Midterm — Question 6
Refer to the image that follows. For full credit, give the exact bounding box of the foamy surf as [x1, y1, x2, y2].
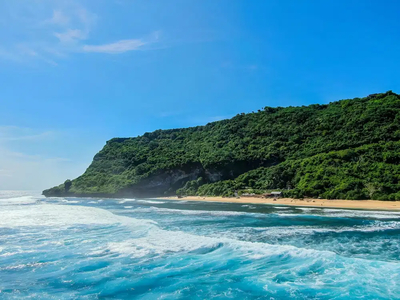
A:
[0, 196, 39, 206]
[1, 192, 400, 299]
[137, 200, 165, 204]
[0, 203, 156, 228]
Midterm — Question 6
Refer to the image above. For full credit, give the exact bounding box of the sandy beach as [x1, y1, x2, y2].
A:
[158, 196, 400, 211]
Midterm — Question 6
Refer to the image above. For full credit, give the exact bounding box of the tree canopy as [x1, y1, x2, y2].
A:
[43, 91, 400, 200]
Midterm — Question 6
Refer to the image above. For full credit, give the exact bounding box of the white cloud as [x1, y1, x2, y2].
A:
[0, 2, 94, 63]
[45, 10, 70, 26]
[76, 7, 96, 29]
[52, 6, 95, 46]
[0, 2, 159, 64]
[54, 28, 87, 43]
[83, 39, 146, 54]
[83, 31, 160, 54]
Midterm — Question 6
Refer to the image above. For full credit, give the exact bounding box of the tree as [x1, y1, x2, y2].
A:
[64, 180, 72, 192]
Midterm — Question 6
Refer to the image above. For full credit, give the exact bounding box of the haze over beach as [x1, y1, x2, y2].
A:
[2, 0, 400, 299]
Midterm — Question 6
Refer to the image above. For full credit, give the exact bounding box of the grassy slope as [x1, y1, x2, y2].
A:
[43, 91, 400, 200]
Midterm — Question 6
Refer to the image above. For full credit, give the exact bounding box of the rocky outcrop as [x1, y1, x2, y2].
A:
[43, 161, 265, 198]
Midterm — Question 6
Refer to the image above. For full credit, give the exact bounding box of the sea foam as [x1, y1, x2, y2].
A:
[2, 194, 400, 299]
[0, 203, 156, 228]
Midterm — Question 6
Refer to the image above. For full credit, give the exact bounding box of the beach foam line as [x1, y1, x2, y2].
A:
[130, 206, 259, 217]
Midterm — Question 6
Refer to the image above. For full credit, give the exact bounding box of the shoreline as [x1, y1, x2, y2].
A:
[157, 196, 400, 211]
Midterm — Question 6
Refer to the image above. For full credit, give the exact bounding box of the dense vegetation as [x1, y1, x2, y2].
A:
[43, 91, 400, 200]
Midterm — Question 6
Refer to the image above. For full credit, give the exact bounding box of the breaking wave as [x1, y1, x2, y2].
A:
[1, 194, 400, 299]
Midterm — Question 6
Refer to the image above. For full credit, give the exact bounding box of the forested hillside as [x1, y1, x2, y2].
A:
[43, 91, 400, 200]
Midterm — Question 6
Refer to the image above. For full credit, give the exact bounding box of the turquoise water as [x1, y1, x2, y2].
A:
[1, 192, 400, 299]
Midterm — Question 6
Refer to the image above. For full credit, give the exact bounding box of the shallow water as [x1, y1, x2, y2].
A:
[1, 192, 400, 299]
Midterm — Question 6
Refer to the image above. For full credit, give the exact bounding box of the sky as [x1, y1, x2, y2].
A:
[1, 0, 400, 190]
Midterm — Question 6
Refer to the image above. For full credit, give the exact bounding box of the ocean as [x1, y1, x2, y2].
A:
[1, 191, 400, 299]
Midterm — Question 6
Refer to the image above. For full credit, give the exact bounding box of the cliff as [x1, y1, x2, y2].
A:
[43, 91, 400, 200]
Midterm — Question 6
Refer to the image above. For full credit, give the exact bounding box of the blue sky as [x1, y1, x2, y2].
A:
[1, 0, 400, 190]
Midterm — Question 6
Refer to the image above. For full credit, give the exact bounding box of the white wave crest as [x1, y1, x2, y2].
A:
[0, 204, 156, 228]
[275, 207, 400, 219]
[320, 209, 400, 219]
[60, 199, 79, 204]
[0, 249, 37, 258]
[297, 207, 322, 212]
[97, 229, 222, 258]
[137, 200, 165, 204]
[119, 199, 136, 204]
[250, 221, 400, 236]
[95, 225, 336, 261]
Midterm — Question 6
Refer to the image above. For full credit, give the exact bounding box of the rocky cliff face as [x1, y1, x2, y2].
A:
[42, 160, 265, 198]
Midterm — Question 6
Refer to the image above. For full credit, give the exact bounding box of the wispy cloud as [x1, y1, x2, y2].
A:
[83, 31, 160, 54]
[0, 1, 159, 64]
[0, 2, 93, 64]
[0, 126, 55, 142]
[45, 10, 70, 26]
[52, 6, 95, 45]
[83, 39, 146, 54]
[54, 29, 87, 43]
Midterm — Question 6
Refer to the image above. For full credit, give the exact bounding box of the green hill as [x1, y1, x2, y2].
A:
[43, 91, 400, 200]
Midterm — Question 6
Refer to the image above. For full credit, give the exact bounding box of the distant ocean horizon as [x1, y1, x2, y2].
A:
[1, 190, 400, 299]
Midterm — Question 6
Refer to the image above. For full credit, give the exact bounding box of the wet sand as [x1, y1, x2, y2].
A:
[158, 196, 400, 211]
